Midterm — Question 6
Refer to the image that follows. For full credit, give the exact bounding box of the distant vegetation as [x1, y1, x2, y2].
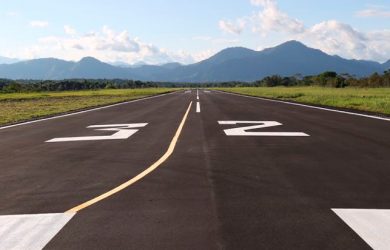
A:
[1, 70, 389, 93]
[210, 71, 390, 88]
[0, 79, 183, 93]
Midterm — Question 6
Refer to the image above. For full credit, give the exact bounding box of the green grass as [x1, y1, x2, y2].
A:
[0, 88, 177, 125]
[216, 87, 390, 116]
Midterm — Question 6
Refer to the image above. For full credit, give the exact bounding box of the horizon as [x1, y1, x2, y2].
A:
[1, 0, 390, 64]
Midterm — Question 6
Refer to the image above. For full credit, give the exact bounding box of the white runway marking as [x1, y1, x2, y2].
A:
[333, 209, 390, 250]
[184, 90, 192, 94]
[218, 121, 309, 136]
[196, 102, 201, 113]
[46, 123, 147, 142]
[217, 91, 390, 122]
[197, 89, 199, 100]
[0, 92, 175, 131]
[204, 90, 211, 93]
[0, 213, 75, 250]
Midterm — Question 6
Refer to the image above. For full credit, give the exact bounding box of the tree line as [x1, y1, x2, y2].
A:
[1, 70, 390, 93]
[203, 70, 390, 88]
[0, 79, 186, 93]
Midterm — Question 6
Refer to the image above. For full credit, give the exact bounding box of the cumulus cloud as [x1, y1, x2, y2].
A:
[219, 0, 390, 62]
[17, 26, 202, 65]
[220, 0, 304, 35]
[295, 21, 390, 62]
[356, 7, 390, 18]
[298, 21, 368, 58]
[219, 19, 246, 35]
[29, 20, 49, 28]
[250, 0, 304, 35]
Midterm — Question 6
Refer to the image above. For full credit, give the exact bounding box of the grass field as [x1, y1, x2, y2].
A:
[217, 87, 390, 116]
[0, 88, 177, 126]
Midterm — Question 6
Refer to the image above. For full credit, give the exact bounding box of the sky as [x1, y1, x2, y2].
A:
[1, 0, 390, 64]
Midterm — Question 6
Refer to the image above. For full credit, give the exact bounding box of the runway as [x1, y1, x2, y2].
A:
[0, 89, 389, 249]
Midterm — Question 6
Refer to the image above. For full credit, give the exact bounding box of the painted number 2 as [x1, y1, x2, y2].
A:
[218, 121, 309, 137]
[46, 123, 148, 142]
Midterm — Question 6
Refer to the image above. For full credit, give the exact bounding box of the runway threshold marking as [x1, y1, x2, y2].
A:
[333, 209, 390, 249]
[66, 101, 193, 213]
[0, 213, 75, 250]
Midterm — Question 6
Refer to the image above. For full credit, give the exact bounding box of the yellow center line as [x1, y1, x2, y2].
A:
[66, 101, 193, 213]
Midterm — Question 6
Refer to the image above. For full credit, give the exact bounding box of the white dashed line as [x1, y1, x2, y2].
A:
[196, 102, 201, 113]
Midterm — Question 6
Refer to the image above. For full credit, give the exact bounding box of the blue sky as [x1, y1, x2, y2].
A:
[1, 0, 390, 64]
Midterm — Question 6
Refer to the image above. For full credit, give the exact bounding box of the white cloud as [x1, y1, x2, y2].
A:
[250, 0, 305, 35]
[298, 21, 368, 58]
[294, 21, 390, 62]
[219, 19, 246, 35]
[15, 26, 205, 65]
[30, 20, 49, 28]
[356, 7, 390, 18]
[220, 0, 304, 35]
[219, 0, 390, 62]
[64, 25, 76, 35]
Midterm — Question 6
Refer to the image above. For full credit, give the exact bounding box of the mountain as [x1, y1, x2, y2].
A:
[383, 60, 390, 70]
[67, 57, 133, 79]
[202, 47, 257, 65]
[0, 57, 137, 80]
[109, 61, 132, 68]
[0, 41, 388, 81]
[0, 56, 19, 64]
[160, 62, 182, 70]
[0, 58, 73, 79]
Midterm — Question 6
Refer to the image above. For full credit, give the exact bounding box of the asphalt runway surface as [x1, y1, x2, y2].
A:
[0, 90, 389, 249]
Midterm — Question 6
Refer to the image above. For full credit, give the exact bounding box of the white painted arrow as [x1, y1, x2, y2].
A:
[333, 209, 390, 250]
[46, 123, 147, 142]
[0, 213, 75, 250]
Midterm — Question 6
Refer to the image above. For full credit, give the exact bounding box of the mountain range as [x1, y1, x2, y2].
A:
[0, 56, 19, 65]
[0, 41, 389, 82]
